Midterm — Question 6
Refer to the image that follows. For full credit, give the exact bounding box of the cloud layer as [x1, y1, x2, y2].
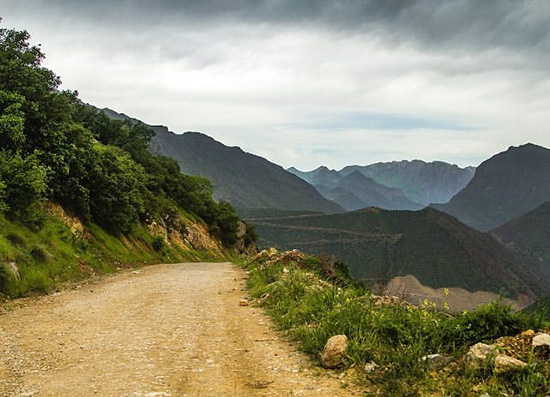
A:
[2, 0, 549, 169]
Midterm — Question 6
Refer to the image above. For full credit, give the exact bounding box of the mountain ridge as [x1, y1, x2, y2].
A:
[434, 143, 550, 231]
[100, 108, 344, 214]
[339, 159, 475, 205]
[249, 206, 546, 300]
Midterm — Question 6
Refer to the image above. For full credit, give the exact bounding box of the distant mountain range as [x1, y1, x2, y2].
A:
[249, 207, 545, 300]
[288, 160, 474, 211]
[341, 160, 475, 206]
[434, 143, 550, 231]
[287, 166, 422, 211]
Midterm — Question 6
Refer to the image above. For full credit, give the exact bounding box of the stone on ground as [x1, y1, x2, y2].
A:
[320, 335, 348, 369]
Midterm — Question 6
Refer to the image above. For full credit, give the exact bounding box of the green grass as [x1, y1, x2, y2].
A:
[244, 253, 550, 396]
[0, 210, 230, 298]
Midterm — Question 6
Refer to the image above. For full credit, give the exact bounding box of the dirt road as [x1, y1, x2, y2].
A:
[0, 263, 358, 396]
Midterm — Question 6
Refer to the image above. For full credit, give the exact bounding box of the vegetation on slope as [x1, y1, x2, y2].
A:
[244, 250, 550, 395]
[0, 25, 255, 296]
[250, 207, 545, 298]
[492, 201, 550, 278]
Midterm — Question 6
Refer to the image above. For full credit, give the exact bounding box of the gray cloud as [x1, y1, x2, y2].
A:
[19, 0, 549, 52]
[1, 0, 549, 169]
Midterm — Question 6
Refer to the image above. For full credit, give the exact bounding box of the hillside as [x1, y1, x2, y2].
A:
[288, 167, 422, 211]
[491, 201, 550, 279]
[148, 128, 343, 214]
[434, 143, 550, 231]
[340, 160, 475, 205]
[0, 26, 252, 297]
[248, 207, 545, 299]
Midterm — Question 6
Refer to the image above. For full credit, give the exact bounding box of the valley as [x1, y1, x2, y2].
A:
[1, 14, 550, 396]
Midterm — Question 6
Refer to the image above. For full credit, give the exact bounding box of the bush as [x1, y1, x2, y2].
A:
[30, 245, 50, 262]
[152, 235, 166, 252]
[6, 232, 26, 247]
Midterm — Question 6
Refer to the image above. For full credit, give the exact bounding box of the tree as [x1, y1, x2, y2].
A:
[86, 144, 147, 233]
[0, 90, 25, 151]
[0, 150, 48, 222]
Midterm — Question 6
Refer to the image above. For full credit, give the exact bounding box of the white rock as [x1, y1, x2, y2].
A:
[532, 333, 550, 348]
[364, 361, 379, 372]
[420, 354, 451, 369]
[465, 343, 496, 367]
[533, 333, 550, 357]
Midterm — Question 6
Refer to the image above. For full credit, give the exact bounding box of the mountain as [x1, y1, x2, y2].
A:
[288, 167, 422, 211]
[323, 171, 422, 211]
[434, 144, 550, 231]
[248, 207, 545, 299]
[148, 128, 344, 214]
[340, 160, 475, 206]
[491, 201, 550, 280]
[287, 166, 343, 187]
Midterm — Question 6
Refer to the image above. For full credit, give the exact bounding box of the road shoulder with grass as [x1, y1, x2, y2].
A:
[0, 262, 358, 396]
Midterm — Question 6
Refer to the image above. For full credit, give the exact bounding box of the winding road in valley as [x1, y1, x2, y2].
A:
[0, 262, 358, 396]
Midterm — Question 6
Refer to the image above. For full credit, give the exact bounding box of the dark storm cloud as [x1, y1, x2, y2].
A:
[32, 0, 549, 54]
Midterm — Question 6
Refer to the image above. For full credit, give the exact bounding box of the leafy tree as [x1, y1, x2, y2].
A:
[0, 150, 48, 222]
[208, 201, 239, 246]
[85, 144, 147, 233]
[0, 90, 25, 151]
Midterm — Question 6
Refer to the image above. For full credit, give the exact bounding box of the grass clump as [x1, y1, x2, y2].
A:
[0, 208, 232, 298]
[245, 250, 550, 396]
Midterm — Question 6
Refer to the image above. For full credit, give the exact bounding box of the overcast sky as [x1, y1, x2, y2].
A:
[2, 0, 549, 170]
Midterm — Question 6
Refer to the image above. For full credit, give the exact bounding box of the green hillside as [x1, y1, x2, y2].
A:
[434, 143, 550, 231]
[491, 201, 550, 279]
[0, 26, 253, 297]
[250, 207, 545, 298]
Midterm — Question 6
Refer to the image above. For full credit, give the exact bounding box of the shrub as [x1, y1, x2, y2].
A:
[30, 245, 50, 262]
[6, 232, 26, 247]
[152, 235, 166, 252]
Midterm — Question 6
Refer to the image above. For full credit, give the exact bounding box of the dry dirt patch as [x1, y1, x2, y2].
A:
[0, 262, 358, 396]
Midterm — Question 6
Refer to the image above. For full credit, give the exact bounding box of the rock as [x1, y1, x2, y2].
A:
[265, 250, 307, 266]
[420, 354, 451, 369]
[320, 335, 348, 368]
[239, 299, 249, 307]
[494, 354, 527, 373]
[253, 247, 278, 262]
[364, 361, 379, 372]
[465, 343, 497, 367]
[533, 333, 550, 358]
